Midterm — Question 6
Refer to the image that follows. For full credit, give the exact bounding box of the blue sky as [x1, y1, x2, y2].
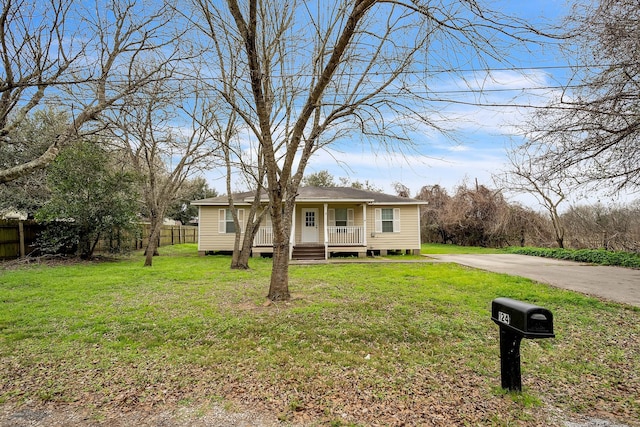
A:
[303, 1, 573, 203]
[203, 1, 635, 209]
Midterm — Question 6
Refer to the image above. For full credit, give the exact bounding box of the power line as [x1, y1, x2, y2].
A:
[31, 60, 640, 112]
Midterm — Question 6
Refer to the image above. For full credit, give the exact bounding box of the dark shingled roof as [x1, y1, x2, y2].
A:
[191, 186, 425, 205]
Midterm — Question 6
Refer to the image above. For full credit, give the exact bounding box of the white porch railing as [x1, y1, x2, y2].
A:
[253, 225, 365, 247]
[254, 226, 273, 246]
[328, 226, 364, 246]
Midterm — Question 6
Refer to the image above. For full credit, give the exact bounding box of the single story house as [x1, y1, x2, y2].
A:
[191, 186, 426, 260]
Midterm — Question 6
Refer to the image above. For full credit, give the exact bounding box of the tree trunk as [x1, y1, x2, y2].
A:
[144, 218, 163, 267]
[232, 223, 253, 270]
[236, 211, 265, 269]
[268, 194, 292, 301]
[230, 227, 244, 269]
[269, 240, 291, 301]
[78, 224, 93, 260]
[236, 244, 252, 269]
[550, 209, 565, 249]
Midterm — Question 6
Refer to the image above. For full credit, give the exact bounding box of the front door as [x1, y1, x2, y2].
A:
[301, 208, 319, 243]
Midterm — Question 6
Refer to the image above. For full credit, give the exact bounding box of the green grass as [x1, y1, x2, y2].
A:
[1, 244, 639, 426]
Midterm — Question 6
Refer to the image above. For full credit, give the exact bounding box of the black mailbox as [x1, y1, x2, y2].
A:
[491, 298, 555, 392]
[491, 297, 554, 339]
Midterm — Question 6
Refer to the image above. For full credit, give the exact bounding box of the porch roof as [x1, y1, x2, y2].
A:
[191, 186, 426, 206]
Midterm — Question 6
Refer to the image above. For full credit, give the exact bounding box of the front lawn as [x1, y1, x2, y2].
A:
[1, 244, 638, 425]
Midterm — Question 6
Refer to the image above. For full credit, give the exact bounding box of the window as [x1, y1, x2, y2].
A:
[335, 208, 347, 227]
[305, 210, 316, 227]
[219, 208, 244, 233]
[328, 208, 354, 227]
[375, 208, 400, 233]
[381, 208, 394, 232]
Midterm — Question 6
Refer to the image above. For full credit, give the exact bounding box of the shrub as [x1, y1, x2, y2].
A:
[507, 247, 640, 268]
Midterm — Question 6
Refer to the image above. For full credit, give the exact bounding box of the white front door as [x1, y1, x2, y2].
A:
[301, 208, 319, 243]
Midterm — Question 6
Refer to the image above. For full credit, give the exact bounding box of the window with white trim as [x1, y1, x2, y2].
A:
[219, 208, 244, 233]
[329, 208, 354, 227]
[375, 208, 400, 233]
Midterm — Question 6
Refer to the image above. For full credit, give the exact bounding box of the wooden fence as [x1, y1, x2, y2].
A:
[0, 220, 42, 259]
[0, 220, 198, 259]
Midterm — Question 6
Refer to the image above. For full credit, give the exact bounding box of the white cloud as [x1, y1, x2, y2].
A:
[200, 70, 571, 208]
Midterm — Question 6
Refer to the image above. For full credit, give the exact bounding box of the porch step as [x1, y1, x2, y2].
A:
[291, 245, 325, 260]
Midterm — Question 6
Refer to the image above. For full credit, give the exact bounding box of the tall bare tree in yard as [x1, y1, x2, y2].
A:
[0, 0, 180, 184]
[192, 0, 548, 301]
[198, 9, 268, 270]
[109, 70, 221, 267]
[219, 111, 268, 270]
[495, 146, 568, 248]
[522, 0, 640, 193]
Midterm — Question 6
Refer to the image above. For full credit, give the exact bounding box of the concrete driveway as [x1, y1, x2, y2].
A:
[428, 254, 640, 308]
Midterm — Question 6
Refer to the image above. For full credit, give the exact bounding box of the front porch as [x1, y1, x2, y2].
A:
[252, 225, 368, 260]
[252, 203, 369, 260]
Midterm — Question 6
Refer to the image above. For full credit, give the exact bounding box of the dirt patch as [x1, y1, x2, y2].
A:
[0, 254, 120, 271]
[0, 402, 284, 427]
[0, 401, 632, 427]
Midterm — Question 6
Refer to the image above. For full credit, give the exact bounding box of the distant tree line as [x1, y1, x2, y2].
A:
[303, 170, 640, 252]
[562, 203, 640, 253]
[414, 182, 640, 252]
[413, 182, 551, 248]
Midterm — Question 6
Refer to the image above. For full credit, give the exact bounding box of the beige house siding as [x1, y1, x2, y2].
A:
[197, 206, 245, 251]
[194, 187, 424, 257]
[366, 205, 420, 252]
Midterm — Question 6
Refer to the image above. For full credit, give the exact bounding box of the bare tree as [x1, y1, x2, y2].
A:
[195, 4, 268, 270]
[393, 182, 411, 198]
[562, 202, 640, 252]
[192, 0, 549, 300]
[417, 182, 551, 247]
[440, 181, 504, 247]
[109, 68, 221, 267]
[495, 146, 568, 248]
[0, 0, 179, 183]
[522, 0, 640, 192]
[490, 202, 551, 248]
[221, 118, 268, 271]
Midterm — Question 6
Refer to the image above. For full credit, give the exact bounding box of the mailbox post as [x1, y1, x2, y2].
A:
[491, 298, 555, 391]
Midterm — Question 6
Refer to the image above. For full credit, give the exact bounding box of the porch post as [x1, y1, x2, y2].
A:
[289, 205, 296, 260]
[363, 203, 368, 248]
[323, 203, 328, 260]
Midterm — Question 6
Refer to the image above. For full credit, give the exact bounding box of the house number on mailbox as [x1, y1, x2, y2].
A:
[498, 311, 510, 325]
